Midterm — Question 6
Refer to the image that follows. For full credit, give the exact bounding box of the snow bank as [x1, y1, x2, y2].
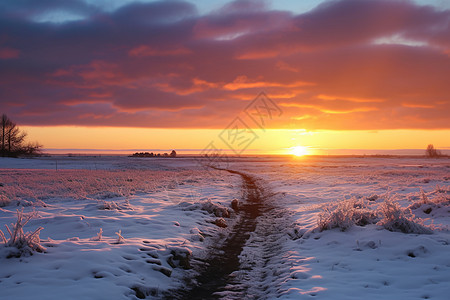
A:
[1, 156, 449, 299]
[0, 157, 240, 299]
[228, 156, 450, 299]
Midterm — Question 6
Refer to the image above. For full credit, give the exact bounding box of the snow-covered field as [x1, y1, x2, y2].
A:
[0, 156, 449, 299]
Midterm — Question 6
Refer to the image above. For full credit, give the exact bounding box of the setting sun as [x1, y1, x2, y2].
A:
[290, 145, 309, 156]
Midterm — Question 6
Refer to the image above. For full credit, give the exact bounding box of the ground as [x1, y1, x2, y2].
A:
[0, 156, 449, 299]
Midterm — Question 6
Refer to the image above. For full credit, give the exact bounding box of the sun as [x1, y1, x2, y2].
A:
[290, 145, 309, 156]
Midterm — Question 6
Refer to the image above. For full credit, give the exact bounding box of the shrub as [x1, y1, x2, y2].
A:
[317, 197, 378, 231]
[90, 228, 103, 241]
[97, 200, 120, 210]
[317, 196, 433, 234]
[0, 194, 10, 207]
[428, 186, 450, 206]
[97, 199, 133, 211]
[425, 144, 441, 158]
[182, 199, 231, 218]
[0, 208, 46, 257]
[433, 184, 449, 194]
[378, 200, 432, 234]
[408, 188, 450, 217]
[115, 230, 125, 244]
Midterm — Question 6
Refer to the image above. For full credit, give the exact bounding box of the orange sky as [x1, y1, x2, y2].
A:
[23, 126, 450, 155]
[1, 0, 450, 154]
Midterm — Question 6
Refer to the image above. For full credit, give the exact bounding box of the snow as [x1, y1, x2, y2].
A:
[227, 156, 450, 299]
[1, 155, 449, 299]
[0, 156, 241, 299]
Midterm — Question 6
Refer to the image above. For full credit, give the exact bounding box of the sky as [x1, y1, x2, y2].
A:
[0, 0, 449, 155]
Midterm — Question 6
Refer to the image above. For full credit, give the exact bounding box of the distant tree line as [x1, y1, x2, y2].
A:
[130, 150, 177, 158]
[0, 114, 42, 157]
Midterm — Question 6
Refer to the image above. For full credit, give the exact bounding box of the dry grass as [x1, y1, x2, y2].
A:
[317, 197, 379, 231]
[0, 169, 205, 206]
[0, 208, 46, 257]
[378, 200, 432, 234]
[317, 193, 437, 234]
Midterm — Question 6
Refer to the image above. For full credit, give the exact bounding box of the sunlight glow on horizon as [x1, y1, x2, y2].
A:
[289, 145, 310, 157]
[21, 126, 450, 155]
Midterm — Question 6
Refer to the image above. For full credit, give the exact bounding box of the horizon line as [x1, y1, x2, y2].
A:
[39, 148, 450, 156]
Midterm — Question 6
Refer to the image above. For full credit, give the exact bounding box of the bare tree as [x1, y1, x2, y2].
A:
[425, 144, 441, 158]
[0, 114, 41, 157]
[1, 114, 10, 153]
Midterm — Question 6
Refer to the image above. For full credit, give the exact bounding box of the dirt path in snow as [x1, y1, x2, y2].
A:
[167, 169, 279, 299]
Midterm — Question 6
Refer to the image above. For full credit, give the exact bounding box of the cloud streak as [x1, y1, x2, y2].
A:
[0, 0, 449, 130]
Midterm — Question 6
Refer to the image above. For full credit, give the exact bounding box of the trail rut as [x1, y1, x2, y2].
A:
[167, 169, 272, 299]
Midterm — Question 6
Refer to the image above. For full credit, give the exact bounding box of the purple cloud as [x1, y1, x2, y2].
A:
[0, 0, 449, 130]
